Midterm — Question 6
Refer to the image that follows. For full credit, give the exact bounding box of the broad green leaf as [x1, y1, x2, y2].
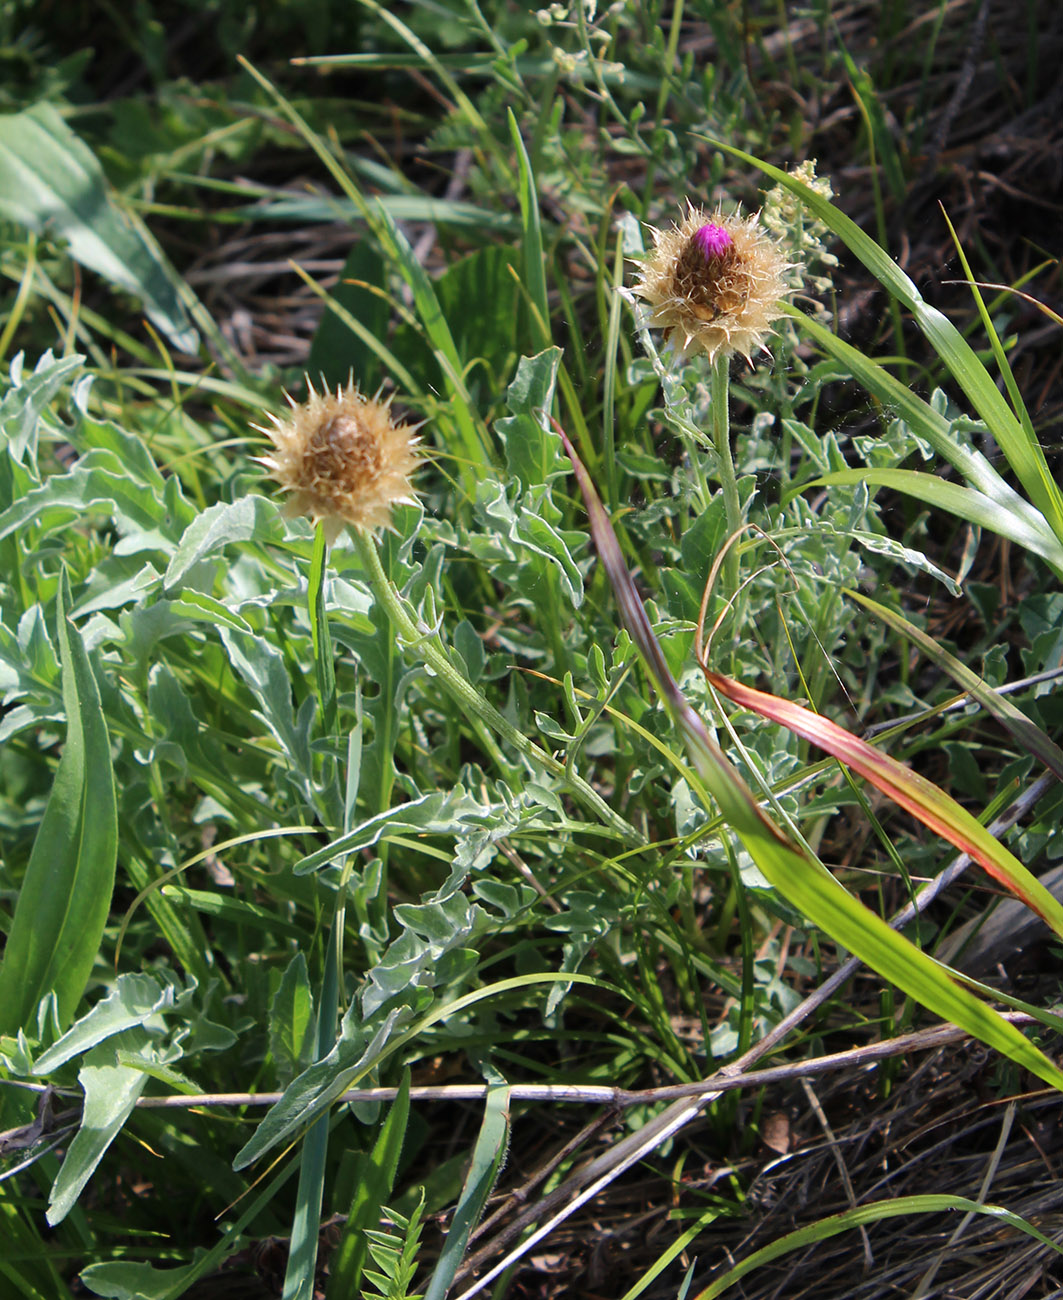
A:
[0, 463, 178, 544]
[168, 591, 253, 635]
[495, 348, 563, 489]
[823, 523, 961, 595]
[0, 104, 197, 351]
[269, 954, 316, 1087]
[307, 239, 390, 390]
[233, 1007, 406, 1171]
[163, 495, 286, 591]
[73, 561, 162, 617]
[79, 1257, 207, 1300]
[0, 572, 117, 1034]
[218, 626, 312, 787]
[233, 975, 600, 1171]
[0, 350, 85, 477]
[47, 1046, 148, 1225]
[294, 784, 548, 876]
[473, 478, 585, 608]
[435, 244, 522, 382]
[424, 1081, 511, 1300]
[560, 426, 1063, 1093]
[34, 973, 176, 1073]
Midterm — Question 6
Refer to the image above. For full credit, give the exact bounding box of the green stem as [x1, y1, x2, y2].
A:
[351, 528, 644, 848]
[711, 352, 741, 599]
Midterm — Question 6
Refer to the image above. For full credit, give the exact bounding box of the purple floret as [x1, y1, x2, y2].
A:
[693, 222, 732, 260]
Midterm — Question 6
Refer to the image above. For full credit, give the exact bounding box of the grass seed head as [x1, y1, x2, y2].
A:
[255, 380, 421, 541]
[633, 203, 796, 364]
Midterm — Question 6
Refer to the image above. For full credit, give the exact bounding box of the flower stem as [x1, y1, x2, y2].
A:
[711, 352, 741, 599]
[351, 528, 645, 848]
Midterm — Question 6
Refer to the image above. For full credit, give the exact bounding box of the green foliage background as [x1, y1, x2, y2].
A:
[1, 2, 1061, 1296]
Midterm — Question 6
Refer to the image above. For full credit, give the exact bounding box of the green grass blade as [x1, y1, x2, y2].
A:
[692, 1194, 1063, 1299]
[236, 58, 488, 467]
[508, 108, 550, 352]
[281, 923, 342, 1300]
[619, 1206, 721, 1300]
[939, 206, 1041, 445]
[326, 1073, 411, 1299]
[352, 0, 501, 167]
[559, 426, 1063, 1093]
[373, 204, 491, 472]
[0, 571, 117, 1034]
[423, 1083, 511, 1300]
[846, 587, 1063, 782]
[704, 670, 1063, 938]
[780, 305, 1029, 510]
[292, 262, 420, 396]
[308, 523, 337, 738]
[798, 466, 1063, 574]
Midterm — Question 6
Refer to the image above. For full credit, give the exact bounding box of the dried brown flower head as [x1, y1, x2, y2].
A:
[255, 380, 421, 541]
[632, 203, 795, 364]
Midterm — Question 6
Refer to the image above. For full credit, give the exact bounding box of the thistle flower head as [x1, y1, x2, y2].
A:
[632, 203, 796, 365]
[255, 379, 421, 541]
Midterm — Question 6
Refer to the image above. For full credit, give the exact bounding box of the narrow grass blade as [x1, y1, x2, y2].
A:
[326, 1073, 411, 1299]
[308, 523, 337, 738]
[373, 204, 491, 469]
[281, 921, 343, 1300]
[235, 58, 490, 476]
[795, 463, 1063, 575]
[559, 425, 1063, 1092]
[291, 261, 420, 396]
[508, 108, 550, 351]
[780, 305, 1045, 528]
[229, 189, 518, 232]
[939, 208, 1041, 445]
[703, 669, 1063, 939]
[0, 571, 117, 1034]
[424, 1083, 511, 1300]
[619, 1207, 721, 1300]
[846, 587, 1063, 783]
[692, 1194, 1063, 1299]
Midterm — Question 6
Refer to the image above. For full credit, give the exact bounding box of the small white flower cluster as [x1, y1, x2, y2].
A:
[760, 161, 838, 297]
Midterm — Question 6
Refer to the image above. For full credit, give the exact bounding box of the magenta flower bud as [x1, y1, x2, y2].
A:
[692, 222, 733, 260]
[632, 203, 795, 364]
